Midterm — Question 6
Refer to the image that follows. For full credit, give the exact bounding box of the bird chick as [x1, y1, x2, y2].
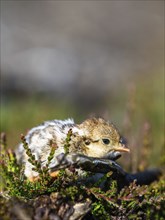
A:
[16, 118, 130, 180]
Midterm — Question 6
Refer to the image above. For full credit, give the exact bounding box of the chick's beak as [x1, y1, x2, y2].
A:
[112, 144, 130, 153]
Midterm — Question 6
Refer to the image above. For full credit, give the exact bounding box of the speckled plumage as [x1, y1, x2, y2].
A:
[16, 118, 129, 179]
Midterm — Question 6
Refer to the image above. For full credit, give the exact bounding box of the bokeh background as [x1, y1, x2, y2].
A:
[1, 1, 164, 170]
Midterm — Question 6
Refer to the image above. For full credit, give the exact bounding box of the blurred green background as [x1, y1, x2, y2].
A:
[1, 70, 164, 169]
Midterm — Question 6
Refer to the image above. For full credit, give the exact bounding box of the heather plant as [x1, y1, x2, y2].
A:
[0, 131, 165, 220]
[0, 132, 72, 199]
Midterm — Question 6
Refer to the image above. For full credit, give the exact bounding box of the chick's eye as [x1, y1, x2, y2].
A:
[102, 139, 110, 145]
[85, 140, 90, 145]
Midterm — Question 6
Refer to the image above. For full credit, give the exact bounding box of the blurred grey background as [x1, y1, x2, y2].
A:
[1, 1, 164, 103]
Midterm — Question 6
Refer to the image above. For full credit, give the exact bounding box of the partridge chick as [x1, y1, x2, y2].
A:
[16, 118, 130, 180]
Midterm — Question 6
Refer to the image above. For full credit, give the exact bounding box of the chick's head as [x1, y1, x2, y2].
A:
[78, 118, 130, 160]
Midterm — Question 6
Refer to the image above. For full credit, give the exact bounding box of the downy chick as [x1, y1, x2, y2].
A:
[16, 118, 130, 180]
